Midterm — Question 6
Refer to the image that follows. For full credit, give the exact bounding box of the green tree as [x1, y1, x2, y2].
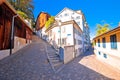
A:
[8, 0, 35, 28]
[96, 24, 110, 36]
[17, 10, 28, 19]
[45, 16, 55, 29]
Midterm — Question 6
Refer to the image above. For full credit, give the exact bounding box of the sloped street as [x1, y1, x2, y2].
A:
[0, 38, 120, 80]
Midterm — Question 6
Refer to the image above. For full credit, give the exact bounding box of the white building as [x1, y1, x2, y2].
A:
[55, 7, 90, 51]
[45, 8, 90, 57]
[93, 26, 120, 71]
[46, 20, 83, 57]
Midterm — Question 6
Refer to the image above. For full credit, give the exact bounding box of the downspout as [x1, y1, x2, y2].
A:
[10, 14, 18, 55]
[73, 25, 76, 58]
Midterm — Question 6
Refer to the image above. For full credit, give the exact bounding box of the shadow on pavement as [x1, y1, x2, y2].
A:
[81, 45, 94, 57]
[55, 54, 114, 80]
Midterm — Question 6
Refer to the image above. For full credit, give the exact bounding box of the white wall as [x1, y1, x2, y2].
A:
[94, 42, 120, 71]
[55, 8, 83, 31]
[74, 32, 83, 57]
[55, 8, 90, 52]
[65, 24, 74, 45]
[47, 24, 74, 48]
[95, 43, 120, 58]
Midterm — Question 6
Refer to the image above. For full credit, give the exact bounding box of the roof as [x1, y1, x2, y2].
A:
[55, 7, 83, 18]
[45, 20, 83, 33]
[93, 26, 120, 40]
[2, 0, 33, 32]
[55, 7, 88, 28]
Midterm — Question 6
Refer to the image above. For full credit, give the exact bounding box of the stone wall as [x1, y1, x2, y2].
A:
[0, 36, 30, 60]
[64, 45, 75, 64]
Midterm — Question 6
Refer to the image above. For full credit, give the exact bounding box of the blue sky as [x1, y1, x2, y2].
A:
[33, 0, 120, 40]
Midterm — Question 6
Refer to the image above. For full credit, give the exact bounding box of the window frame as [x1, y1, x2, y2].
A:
[110, 34, 117, 49]
[102, 37, 106, 48]
[98, 39, 100, 47]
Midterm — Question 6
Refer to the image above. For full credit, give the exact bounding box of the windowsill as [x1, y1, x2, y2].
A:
[111, 48, 117, 50]
[103, 47, 106, 48]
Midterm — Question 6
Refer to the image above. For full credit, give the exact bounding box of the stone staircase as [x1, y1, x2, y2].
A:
[46, 45, 64, 72]
[32, 35, 64, 73]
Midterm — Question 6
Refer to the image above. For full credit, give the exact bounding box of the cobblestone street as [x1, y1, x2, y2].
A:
[0, 39, 120, 80]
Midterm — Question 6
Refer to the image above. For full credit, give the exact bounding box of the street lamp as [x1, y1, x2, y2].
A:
[58, 20, 62, 47]
[57, 20, 64, 61]
[10, 14, 18, 55]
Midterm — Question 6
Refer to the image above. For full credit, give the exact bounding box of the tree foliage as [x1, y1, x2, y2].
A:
[96, 24, 110, 36]
[45, 16, 55, 29]
[17, 10, 28, 19]
[8, 0, 35, 28]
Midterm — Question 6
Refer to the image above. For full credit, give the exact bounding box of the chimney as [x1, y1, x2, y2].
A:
[76, 10, 82, 14]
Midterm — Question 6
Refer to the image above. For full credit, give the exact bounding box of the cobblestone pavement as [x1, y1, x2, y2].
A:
[0, 39, 120, 80]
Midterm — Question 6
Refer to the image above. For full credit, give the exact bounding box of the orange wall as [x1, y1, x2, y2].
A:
[93, 27, 120, 43]
[36, 12, 50, 30]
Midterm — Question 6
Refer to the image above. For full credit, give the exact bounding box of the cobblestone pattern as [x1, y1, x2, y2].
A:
[0, 39, 119, 80]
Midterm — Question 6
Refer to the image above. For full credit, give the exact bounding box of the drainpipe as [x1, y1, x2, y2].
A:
[73, 27, 75, 58]
[10, 14, 18, 55]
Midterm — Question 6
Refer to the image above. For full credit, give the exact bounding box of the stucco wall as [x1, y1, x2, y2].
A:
[48, 24, 74, 48]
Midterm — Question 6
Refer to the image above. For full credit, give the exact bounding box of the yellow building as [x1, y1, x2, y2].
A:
[93, 26, 120, 71]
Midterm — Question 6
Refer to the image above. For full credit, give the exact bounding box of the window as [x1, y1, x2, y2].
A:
[95, 40, 96, 46]
[58, 30, 60, 33]
[74, 39, 76, 45]
[98, 51, 101, 55]
[76, 16, 80, 19]
[67, 34, 71, 36]
[98, 39, 100, 47]
[103, 54, 107, 58]
[0, 7, 2, 15]
[64, 13, 68, 16]
[62, 38, 66, 45]
[60, 15, 62, 17]
[102, 37, 106, 48]
[110, 34, 117, 49]
[78, 40, 82, 44]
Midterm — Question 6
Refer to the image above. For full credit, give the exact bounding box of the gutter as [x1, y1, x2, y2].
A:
[10, 14, 18, 55]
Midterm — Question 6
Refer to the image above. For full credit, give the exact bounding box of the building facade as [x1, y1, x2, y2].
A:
[35, 12, 50, 38]
[93, 26, 120, 71]
[55, 7, 90, 52]
[46, 20, 83, 57]
[0, 1, 33, 60]
[45, 8, 90, 57]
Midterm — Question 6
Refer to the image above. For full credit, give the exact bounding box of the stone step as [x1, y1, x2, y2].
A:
[48, 54, 59, 57]
[53, 62, 63, 67]
[51, 59, 60, 63]
[49, 52, 59, 55]
[49, 57, 60, 61]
